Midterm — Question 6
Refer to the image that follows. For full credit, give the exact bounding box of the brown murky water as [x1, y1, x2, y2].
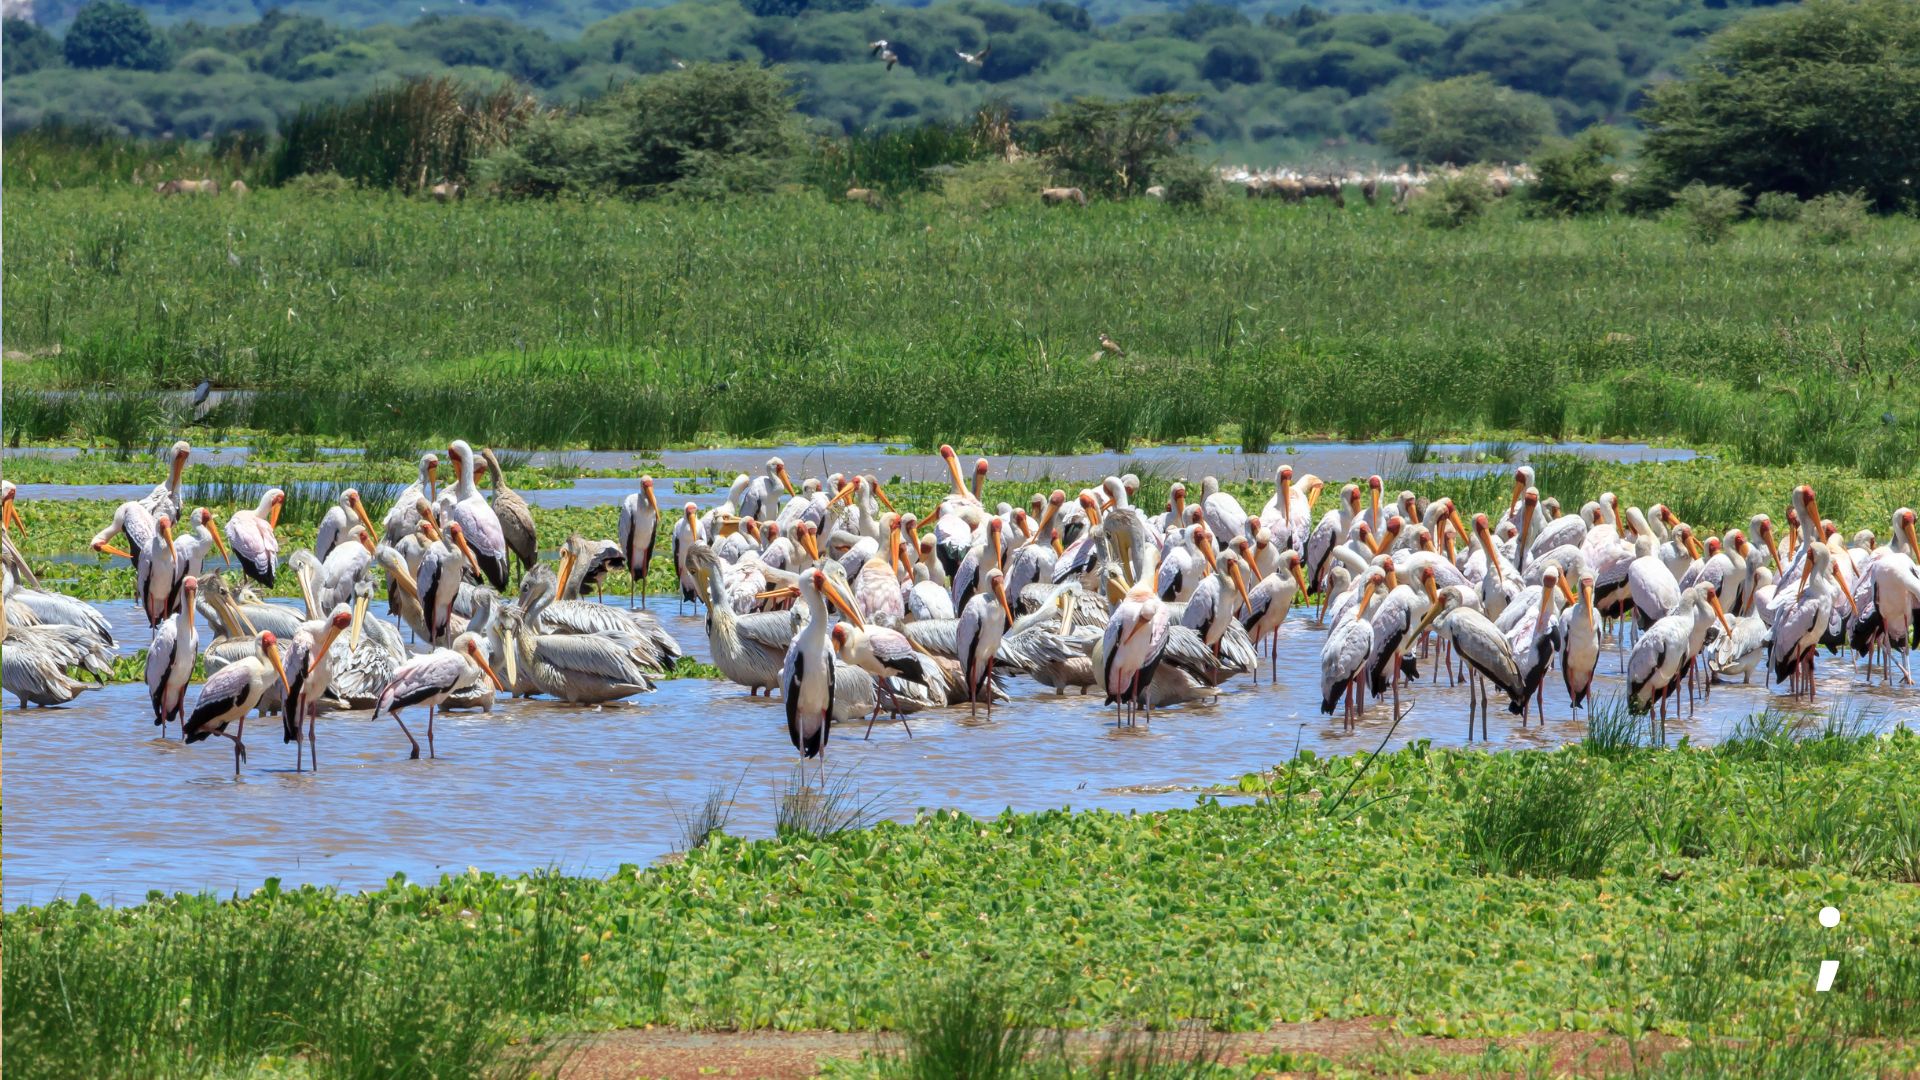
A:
[7, 601, 1913, 908]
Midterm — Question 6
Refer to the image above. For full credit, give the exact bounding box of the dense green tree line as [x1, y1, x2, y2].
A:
[4, 0, 1801, 161]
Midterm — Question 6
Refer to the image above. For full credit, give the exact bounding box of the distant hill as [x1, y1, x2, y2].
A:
[5, 0, 1787, 163]
[26, 0, 1525, 37]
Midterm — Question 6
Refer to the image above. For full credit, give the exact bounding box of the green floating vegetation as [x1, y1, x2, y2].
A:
[7, 728, 1918, 1078]
[2, 193, 1912, 467]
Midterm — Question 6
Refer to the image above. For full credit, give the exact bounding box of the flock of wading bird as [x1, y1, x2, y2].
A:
[3, 442, 1919, 776]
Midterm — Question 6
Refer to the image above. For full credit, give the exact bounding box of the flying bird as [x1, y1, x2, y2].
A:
[956, 44, 990, 66]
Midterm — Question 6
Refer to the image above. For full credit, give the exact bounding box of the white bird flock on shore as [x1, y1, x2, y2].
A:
[3, 445, 1916, 775]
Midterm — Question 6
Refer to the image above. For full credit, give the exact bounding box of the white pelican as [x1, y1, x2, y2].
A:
[697, 546, 798, 695]
[781, 568, 851, 762]
[509, 586, 660, 704]
[226, 487, 284, 588]
[1240, 549, 1308, 683]
[184, 631, 289, 775]
[444, 441, 509, 590]
[373, 631, 503, 759]
[382, 453, 439, 545]
[956, 568, 1014, 718]
[282, 606, 354, 770]
[139, 440, 192, 523]
[1, 594, 110, 707]
[619, 476, 661, 607]
[1101, 567, 1169, 726]
[146, 576, 201, 737]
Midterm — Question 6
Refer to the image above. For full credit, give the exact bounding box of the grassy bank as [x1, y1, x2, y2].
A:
[3, 190, 1914, 467]
[7, 726, 1917, 1077]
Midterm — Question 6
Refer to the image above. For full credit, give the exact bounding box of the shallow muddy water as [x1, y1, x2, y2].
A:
[7, 600, 1911, 909]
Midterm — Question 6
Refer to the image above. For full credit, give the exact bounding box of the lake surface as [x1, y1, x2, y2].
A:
[7, 599, 1911, 909]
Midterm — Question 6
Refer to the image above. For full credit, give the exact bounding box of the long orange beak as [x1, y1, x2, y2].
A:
[1706, 591, 1732, 635]
[1583, 584, 1596, 629]
[1557, 574, 1578, 605]
[1353, 581, 1377, 620]
[1291, 561, 1309, 597]
[312, 614, 352, 668]
[644, 479, 659, 513]
[357, 528, 377, 554]
[1228, 560, 1250, 610]
[1516, 499, 1535, 556]
[993, 576, 1014, 624]
[799, 526, 821, 562]
[1197, 530, 1217, 571]
[870, 480, 895, 512]
[160, 518, 177, 561]
[94, 540, 135, 560]
[351, 495, 377, 538]
[826, 482, 857, 508]
[776, 464, 796, 497]
[824, 580, 866, 628]
[889, 529, 901, 575]
[268, 495, 283, 529]
[554, 548, 576, 600]
[1448, 505, 1468, 547]
[452, 528, 481, 576]
[1478, 524, 1502, 575]
[1685, 531, 1702, 561]
[942, 446, 968, 497]
[264, 639, 291, 694]
[989, 525, 1004, 570]
[755, 584, 801, 603]
[426, 461, 438, 502]
[3, 496, 25, 536]
[1304, 480, 1325, 514]
[1833, 565, 1860, 617]
[468, 642, 505, 691]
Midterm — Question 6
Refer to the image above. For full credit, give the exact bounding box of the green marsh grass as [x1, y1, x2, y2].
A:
[1461, 756, 1628, 879]
[8, 730, 1920, 1076]
[3, 191, 1913, 460]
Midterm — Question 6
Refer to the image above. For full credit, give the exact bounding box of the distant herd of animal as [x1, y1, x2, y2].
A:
[846, 163, 1533, 211]
[151, 178, 465, 200]
[154, 163, 1525, 212]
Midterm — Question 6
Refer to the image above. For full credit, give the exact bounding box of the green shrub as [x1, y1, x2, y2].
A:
[282, 170, 354, 196]
[1671, 182, 1743, 243]
[1154, 153, 1225, 210]
[483, 63, 800, 201]
[1416, 170, 1491, 229]
[934, 156, 1055, 213]
[1800, 190, 1870, 244]
[1524, 126, 1621, 216]
[1750, 191, 1802, 221]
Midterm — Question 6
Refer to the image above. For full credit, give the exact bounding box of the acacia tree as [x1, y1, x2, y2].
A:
[1640, 0, 1920, 210]
[1382, 74, 1553, 164]
[1030, 94, 1200, 198]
